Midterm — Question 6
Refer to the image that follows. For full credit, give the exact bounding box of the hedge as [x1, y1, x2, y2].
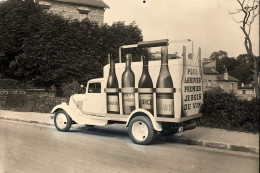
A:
[200, 88, 259, 133]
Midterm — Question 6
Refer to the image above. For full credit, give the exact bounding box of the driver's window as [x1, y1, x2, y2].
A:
[88, 83, 101, 93]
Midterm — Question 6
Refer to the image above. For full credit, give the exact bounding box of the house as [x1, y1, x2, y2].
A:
[237, 83, 255, 100]
[202, 60, 239, 93]
[38, 0, 109, 25]
[217, 68, 239, 93]
[202, 60, 219, 91]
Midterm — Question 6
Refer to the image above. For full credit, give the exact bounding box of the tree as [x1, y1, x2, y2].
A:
[0, 0, 42, 78]
[229, 0, 259, 98]
[209, 50, 228, 60]
[0, 0, 146, 88]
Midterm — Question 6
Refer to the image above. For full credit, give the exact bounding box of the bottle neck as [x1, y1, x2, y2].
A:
[161, 46, 168, 66]
[126, 54, 132, 69]
[142, 56, 149, 72]
[109, 56, 115, 71]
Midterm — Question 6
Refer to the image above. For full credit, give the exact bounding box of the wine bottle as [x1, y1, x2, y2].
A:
[156, 46, 174, 117]
[138, 56, 153, 114]
[106, 54, 120, 114]
[122, 54, 135, 115]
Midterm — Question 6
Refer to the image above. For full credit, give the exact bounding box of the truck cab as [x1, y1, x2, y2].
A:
[51, 39, 203, 145]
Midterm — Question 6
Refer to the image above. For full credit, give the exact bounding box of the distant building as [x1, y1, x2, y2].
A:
[217, 68, 239, 93]
[202, 60, 239, 93]
[202, 61, 219, 91]
[237, 83, 255, 100]
[38, 0, 109, 25]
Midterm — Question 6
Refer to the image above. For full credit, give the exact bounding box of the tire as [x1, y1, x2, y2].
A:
[54, 110, 72, 132]
[128, 116, 156, 145]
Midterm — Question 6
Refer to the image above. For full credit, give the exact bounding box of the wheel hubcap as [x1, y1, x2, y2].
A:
[132, 121, 148, 141]
[56, 113, 67, 129]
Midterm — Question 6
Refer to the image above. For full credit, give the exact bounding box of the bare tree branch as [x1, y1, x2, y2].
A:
[231, 0, 259, 98]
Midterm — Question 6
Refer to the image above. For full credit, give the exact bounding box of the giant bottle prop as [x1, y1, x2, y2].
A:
[122, 54, 135, 115]
[138, 56, 153, 114]
[106, 54, 120, 114]
[156, 46, 174, 117]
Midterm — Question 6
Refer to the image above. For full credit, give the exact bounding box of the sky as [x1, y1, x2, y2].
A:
[103, 0, 259, 59]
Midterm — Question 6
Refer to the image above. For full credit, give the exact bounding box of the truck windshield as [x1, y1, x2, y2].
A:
[88, 83, 101, 93]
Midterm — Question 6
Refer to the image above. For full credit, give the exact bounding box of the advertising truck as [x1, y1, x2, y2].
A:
[51, 39, 203, 145]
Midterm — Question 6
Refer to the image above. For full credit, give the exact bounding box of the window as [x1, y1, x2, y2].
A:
[79, 13, 88, 21]
[77, 8, 90, 21]
[231, 83, 234, 91]
[242, 90, 246, 94]
[88, 83, 101, 93]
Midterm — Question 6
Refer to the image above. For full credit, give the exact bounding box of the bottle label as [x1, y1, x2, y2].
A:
[157, 99, 174, 115]
[123, 93, 135, 106]
[139, 94, 153, 110]
[107, 95, 119, 112]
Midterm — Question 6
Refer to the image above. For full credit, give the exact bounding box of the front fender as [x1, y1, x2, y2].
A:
[125, 109, 162, 131]
[51, 102, 70, 114]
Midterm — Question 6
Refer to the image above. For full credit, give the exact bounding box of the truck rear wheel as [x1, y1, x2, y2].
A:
[54, 110, 72, 132]
[128, 116, 155, 145]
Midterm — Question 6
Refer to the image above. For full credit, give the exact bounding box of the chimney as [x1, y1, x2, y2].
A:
[224, 68, 228, 80]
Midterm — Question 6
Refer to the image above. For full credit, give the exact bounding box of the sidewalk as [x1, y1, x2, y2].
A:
[0, 109, 258, 154]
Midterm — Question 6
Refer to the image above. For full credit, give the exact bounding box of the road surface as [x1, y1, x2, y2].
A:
[0, 120, 258, 173]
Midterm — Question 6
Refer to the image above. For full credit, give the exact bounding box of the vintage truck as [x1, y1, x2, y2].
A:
[51, 39, 203, 145]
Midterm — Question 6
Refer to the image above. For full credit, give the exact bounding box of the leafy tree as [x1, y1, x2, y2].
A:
[0, 0, 147, 88]
[230, 63, 253, 85]
[209, 50, 228, 60]
[0, 0, 42, 78]
[216, 56, 239, 74]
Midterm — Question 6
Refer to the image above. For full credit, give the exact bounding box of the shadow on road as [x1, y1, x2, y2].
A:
[68, 124, 181, 146]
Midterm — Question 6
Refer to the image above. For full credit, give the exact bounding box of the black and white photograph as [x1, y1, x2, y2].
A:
[0, 0, 259, 172]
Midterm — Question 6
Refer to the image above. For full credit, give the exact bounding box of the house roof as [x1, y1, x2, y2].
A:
[217, 74, 239, 82]
[238, 84, 254, 89]
[56, 0, 109, 8]
[203, 67, 218, 74]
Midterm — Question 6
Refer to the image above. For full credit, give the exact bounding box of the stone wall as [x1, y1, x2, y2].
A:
[41, 0, 105, 25]
[0, 88, 55, 109]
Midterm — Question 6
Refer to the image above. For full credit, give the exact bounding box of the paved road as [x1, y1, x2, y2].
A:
[0, 120, 258, 173]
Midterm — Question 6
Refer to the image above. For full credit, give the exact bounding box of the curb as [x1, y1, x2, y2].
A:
[169, 137, 259, 154]
[0, 117, 53, 126]
[0, 117, 258, 154]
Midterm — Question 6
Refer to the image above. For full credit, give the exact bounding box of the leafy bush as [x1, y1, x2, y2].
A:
[61, 80, 84, 98]
[0, 0, 147, 88]
[200, 87, 259, 133]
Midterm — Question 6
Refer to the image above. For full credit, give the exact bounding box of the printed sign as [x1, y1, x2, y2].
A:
[139, 94, 153, 110]
[182, 67, 203, 117]
[123, 93, 135, 106]
[157, 98, 174, 116]
[107, 95, 119, 112]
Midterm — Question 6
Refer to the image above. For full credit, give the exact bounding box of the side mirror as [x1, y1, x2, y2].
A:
[81, 84, 86, 89]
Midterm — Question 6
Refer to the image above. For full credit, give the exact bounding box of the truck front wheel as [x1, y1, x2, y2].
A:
[54, 110, 72, 132]
[128, 116, 156, 145]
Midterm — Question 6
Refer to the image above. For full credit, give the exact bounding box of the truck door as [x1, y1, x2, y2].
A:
[83, 82, 104, 114]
